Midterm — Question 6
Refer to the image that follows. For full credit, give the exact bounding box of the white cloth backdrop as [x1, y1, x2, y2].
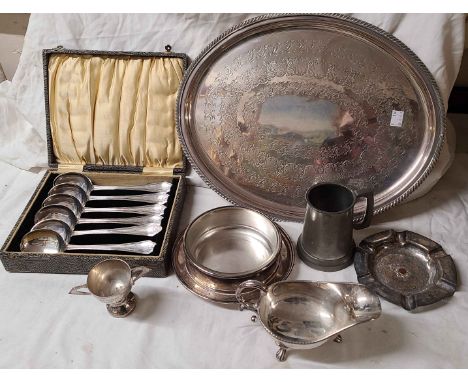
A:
[0, 14, 467, 368]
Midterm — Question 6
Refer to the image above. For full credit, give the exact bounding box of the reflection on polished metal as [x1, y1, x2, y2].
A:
[354, 230, 458, 311]
[20, 229, 157, 255]
[31, 219, 72, 242]
[43, 194, 167, 223]
[49, 184, 88, 206]
[34, 205, 162, 229]
[54, 172, 172, 195]
[173, 224, 295, 304]
[31, 218, 162, 240]
[83, 204, 166, 215]
[236, 280, 381, 361]
[73, 223, 162, 237]
[34, 205, 78, 228]
[42, 194, 83, 216]
[183, 206, 281, 279]
[177, 14, 445, 221]
[88, 192, 169, 204]
[50, 183, 169, 205]
[69, 259, 151, 318]
[78, 215, 162, 225]
[297, 183, 373, 271]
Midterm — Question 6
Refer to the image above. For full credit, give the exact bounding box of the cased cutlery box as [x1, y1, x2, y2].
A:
[0, 48, 188, 277]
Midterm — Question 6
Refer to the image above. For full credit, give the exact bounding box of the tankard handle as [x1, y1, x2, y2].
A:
[130, 266, 151, 284]
[68, 284, 90, 296]
[236, 280, 267, 312]
[353, 191, 374, 230]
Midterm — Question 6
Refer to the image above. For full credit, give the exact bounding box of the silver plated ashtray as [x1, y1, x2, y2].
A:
[354, 230, 457, 311]
[236, 280, 381, 361]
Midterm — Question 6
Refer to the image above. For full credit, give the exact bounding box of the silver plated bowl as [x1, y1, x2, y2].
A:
[236, 280, 381, 361]
[173, 224, 295, 304]
[183, 206, 282, 279]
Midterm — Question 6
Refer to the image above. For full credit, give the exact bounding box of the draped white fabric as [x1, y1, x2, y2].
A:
[0, 13, 467, 368]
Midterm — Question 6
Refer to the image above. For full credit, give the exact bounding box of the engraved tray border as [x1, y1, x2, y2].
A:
[177, 13, 446, 221]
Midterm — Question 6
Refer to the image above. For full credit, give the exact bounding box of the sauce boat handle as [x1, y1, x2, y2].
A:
[235, 280, 267, 312]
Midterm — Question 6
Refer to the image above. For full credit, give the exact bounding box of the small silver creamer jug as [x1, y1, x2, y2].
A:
[69, 259, 150, 318]
[297, 182, 373, 271]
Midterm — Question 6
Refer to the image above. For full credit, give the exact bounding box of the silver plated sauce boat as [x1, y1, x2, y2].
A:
[236, 280, 381, 361]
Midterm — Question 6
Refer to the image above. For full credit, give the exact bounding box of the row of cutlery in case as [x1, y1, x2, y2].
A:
[20, 172, 172, 255]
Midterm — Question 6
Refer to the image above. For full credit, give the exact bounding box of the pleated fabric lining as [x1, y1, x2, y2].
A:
[48, 54, 184, 168]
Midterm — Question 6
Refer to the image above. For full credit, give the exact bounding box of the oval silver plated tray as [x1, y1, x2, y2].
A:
[173, 224, 295, 304]
[178, 14, 445, 221]
[354, 230, 457, 311]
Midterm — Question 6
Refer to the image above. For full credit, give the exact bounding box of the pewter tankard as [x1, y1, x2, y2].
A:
[297, 183, 373, 271]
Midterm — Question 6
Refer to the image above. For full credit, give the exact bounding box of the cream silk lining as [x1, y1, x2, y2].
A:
[48, 54, 184, 168]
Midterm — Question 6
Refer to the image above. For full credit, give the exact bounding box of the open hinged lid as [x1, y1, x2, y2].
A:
[43, 47, 188, 174]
